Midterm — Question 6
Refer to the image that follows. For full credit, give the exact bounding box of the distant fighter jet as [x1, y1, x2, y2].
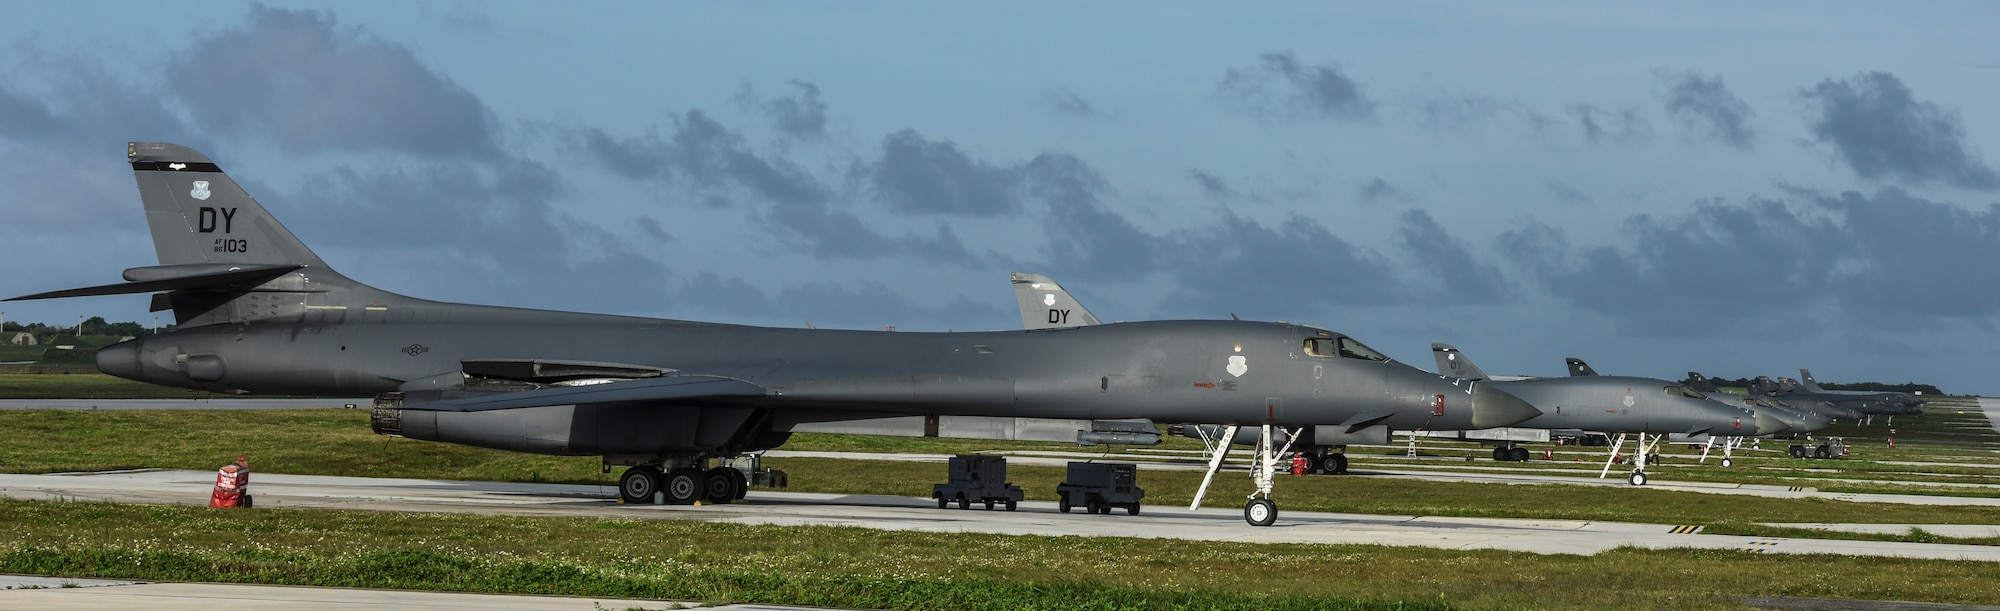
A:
[5, 143, 1545, 527]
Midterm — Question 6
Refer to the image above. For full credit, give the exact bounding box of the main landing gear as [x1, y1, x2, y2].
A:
[616, 460, 750, 505]
[1192, 423, 1299, 526]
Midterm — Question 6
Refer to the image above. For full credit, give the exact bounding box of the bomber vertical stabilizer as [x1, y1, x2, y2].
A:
[1011, 272, 1102, 330]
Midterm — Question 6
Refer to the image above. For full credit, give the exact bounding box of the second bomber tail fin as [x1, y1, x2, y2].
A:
[1010, 272, 1101, 330]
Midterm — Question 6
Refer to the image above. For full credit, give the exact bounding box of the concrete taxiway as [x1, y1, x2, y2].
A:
[3, 469, 1999, 561]
[768, 450, 2000, 507]
[0, 578, 679, 611]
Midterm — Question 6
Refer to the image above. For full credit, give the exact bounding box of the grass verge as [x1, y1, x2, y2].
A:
[5, 498, 1999, 610]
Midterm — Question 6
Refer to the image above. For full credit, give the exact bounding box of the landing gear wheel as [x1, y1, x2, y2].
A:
[1720, 458, 1733, 468]
[1627, 471, 1648, 486]
[1244, 498, 1277, 526]
[1493, 446, 1511, 461]
[662, 468, 703, 505]
[702, 467, 743, 504]
[1331, 453, 1349, 474]
[1305, 453, 1325, 474]
[1511, 447, 1530, 462]
[618, 466, 662, 504]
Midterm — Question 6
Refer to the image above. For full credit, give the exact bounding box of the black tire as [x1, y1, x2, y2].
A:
[241, 494, 253, 509]
[984, 499, 995, 510]
[618, 466, 662, 504]
[1789, 446, 1806, 459]
[1306, 453, 1324, 474]
[937, 496, 948, 509]
[1814, 446, 1831, 459]
[1244, 499, 1277, 527]
[1126, 504, 1140, 516]
[702, 467, 742, 504]
[1058, 501, 1071, 513]
[1005, 500, 1017, 512]
[1628, 471, 1648, 486]
[1332, 453, 1349, 474]
[957, 493, 971, 510]
[662, 468, 704, 505]
[1512, 447, 1530, 462]
[1493, 446, 1510, 462]
[1720, 457, 1733, 468]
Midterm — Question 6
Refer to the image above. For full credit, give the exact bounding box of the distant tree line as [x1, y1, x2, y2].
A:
[1699, 375, 1943, 396]
[4, 317, 173, 340]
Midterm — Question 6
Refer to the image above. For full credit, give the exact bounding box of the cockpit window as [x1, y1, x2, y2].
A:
[1337, 337, 1389, 362]
[1664, 385, 1706, 400]
[1303, 336, 1391, 362]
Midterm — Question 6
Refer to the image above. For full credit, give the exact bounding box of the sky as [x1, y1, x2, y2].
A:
[2, 3, 1998, 393]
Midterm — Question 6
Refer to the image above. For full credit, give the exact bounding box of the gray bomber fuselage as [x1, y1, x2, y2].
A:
[95, 281, 1506, 431]
[1487, 376, 1759, 436]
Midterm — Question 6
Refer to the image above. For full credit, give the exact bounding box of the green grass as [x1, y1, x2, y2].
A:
[0, 373, 278, 399]
[4, 498, 1999, 610]
[5, 409, 2000, 530]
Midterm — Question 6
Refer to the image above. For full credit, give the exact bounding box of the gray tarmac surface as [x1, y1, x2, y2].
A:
[3, 469, 1999, 561]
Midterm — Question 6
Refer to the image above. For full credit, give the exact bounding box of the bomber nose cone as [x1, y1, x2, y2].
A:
[1797, 411, 1833, 433]
[95, 339, 142, 381]
[1750, 410, 1789, 436]
[1469, 384, 1541, 429]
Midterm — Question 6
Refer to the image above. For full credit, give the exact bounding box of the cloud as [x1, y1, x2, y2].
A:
[1164, 211, 1404, 314]
[579, 110, 829, 204]
[1801, 71, 1999, 190]
[1407, 92, 1560, 136]
[166, 6, 498, 157]
[1544, 180, 1593, 207]
[1187, 169, 1236, 199]
[1658, 69, 1755, 149]
[1567, 104, 1652, 145]
[737, 80, 829, 141]
[867, 130, 1024, 216]
[1503, 188, 2000, 336]
[1357, 177, 1411, 205]
[1043, 88, 1103, 118]
[1397, 209, 1510, 302]
[1217, 51, 1374, 122]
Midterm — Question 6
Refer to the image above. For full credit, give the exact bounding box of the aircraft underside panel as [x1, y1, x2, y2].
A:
[1396, 427, 1552, 442]
[781, 411, 1126, 444]
[390, 403, 766, 456]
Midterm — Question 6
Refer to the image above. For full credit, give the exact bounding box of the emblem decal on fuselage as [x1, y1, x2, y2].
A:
[1226, 355, 1248, 377]
[1623, 390, 1635, 407]
[190, 181, 211, 201]
[401, 344, 429, 357]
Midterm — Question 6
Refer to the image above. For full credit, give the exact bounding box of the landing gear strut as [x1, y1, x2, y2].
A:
[1192, 423, 1299, 526]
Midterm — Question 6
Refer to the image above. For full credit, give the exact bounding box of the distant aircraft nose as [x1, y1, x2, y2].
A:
[1750, 410, 1788, 436]
[95, 338, 142, 382]
[1469, 384, 1541, 429]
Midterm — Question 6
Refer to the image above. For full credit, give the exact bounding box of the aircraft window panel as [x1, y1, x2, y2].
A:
[1302, 338, 1336, 357]
[1336, 337, 1389, 362]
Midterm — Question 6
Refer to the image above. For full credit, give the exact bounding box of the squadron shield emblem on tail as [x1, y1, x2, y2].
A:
[190, 181, 211, 201]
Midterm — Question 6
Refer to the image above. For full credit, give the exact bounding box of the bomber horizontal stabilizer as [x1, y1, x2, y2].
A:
[396, 375, 766, 412]
[4, 264, 305, 301]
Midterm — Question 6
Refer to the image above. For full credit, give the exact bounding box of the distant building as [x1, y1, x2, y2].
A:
[7, 332, 35, 346]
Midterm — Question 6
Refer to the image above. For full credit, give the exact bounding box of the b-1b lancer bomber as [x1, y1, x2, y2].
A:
[5, 143, 1543, 526]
